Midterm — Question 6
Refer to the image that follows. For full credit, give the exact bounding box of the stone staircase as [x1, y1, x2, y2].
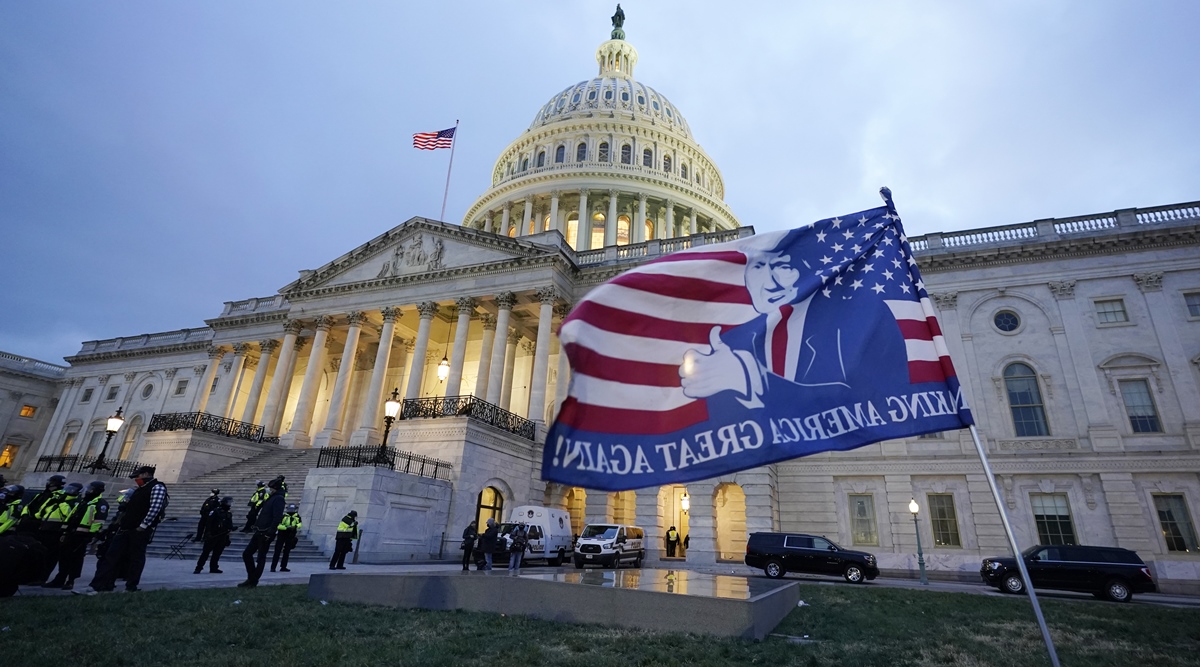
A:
[145, 448, 328, 562]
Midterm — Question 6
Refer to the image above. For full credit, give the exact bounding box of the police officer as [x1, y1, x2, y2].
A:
[238, 479, 285, 588]
[195, 488, 221, 542]
[666, 525, 681, 557]
[37, 481, 83, 582]
[0, 484, 25, 535]
[17, 475, 66, 533]
[79, 465, 168, 595]
[46, 481, 108, 590]
[271, 504, 302, 573]
[329, 510, 358, 570]
[273, 475, 289, 499]
[242, 480, 267, 532]
[195, 496, 234, 574]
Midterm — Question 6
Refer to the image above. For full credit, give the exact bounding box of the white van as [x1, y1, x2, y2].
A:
[573, 523, 645, 569]
[501, 505, 575, 565]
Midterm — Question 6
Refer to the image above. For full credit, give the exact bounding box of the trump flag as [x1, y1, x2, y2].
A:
[543, 189, 974, 491]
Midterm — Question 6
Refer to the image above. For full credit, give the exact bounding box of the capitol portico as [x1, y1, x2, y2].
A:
[10, 12, 1200, 594]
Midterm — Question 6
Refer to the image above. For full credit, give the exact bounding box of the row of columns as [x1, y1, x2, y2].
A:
[200, 288, 572, 449]
[474, 190, 707, 250]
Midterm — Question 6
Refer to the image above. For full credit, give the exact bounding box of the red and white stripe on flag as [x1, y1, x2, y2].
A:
[884, 297, 957, 384]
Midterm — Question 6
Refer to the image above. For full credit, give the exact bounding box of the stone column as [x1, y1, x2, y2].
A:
[605, 190, 618, 247]
[214, 343, 249, 418]
[406, 302, 439, 400]
[485, 211, 494, 235]
[314, 311, 364, 448]
[519, 340, 537, 417]
[635, 487, 664, 559]
[474, 314, 497, 400]
[665, 199, 676, 239]
[485, 292, 516, 405]
[685, 480, 718, 564]
[585, 491, 615, 524]
[445, 297, 475, 396]
[689, 208, 698, 236]
[527, 287, 557, 423]
[500, 203, 511, 237]
[240, 339, 277, 425]
[576, 189, 590, 251]
[349, 307, 398, 446]
[274, 336, 307, 434]
[636, 194, 648, 243]
[549, 191, 561, 236]
[193, 346, 226, 414]
[553, 303, 572, 417]
[281, 316, 333, 448]
[500, 329, 520, 411]
[520, 196, 533, 237]
[261, 321, 302, 435]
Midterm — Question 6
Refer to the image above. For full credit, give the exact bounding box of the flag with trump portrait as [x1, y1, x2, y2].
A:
[543, 189, 974, 491]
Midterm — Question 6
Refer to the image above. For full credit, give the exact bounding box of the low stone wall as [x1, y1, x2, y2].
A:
[299, 466, 451, 563]
[138, 431, 277, 483]
[20, 470, 133, 492]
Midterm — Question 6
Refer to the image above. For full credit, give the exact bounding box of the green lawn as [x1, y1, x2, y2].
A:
[1, 584, 1198, 666]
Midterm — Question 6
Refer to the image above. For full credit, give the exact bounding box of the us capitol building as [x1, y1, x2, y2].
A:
[4, 14, 1199, 593]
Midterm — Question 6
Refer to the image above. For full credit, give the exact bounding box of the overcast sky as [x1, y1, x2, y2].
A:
[2, 1, 1197, 365]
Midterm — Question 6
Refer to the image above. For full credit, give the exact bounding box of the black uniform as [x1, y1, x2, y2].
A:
[195, 494, 221, 542]
[195, 505, 233, 573]
[460, 523, 478, 571]
[239, 490, 284, 587]
[87, 475, 168, 593]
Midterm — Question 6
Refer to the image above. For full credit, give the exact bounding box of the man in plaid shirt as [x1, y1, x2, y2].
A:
[77, 466, 168, 595]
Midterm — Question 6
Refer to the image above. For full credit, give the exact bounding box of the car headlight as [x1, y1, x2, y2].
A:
[988, 561, 1002, 570]
[603, 542, 613, 549]
[866, 555, 876, 564]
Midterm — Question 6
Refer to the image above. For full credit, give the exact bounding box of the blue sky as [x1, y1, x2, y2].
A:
[2, 1, 1197, 364]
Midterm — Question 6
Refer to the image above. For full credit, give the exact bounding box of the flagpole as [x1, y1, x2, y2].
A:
[967, 425, 1061, 666]
[439, 119, 460, 222]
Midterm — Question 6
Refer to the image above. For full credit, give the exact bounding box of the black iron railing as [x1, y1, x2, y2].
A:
[400, 395, 536, 441]
[34, 455, 154, 479]
[147, 412, 271, 443]
[315, 445, 452, 481]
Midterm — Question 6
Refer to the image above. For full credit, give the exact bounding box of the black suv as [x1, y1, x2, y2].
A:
[745, 532, 879, 583]
[981, 544, 1156, 603]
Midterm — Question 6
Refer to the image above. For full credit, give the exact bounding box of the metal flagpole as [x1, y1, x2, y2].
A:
[968, 424, 1061, 667]
[438, 119, 460, 222]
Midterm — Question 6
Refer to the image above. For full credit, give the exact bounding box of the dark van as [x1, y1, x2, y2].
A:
[981, 544, 1156, 602]
[745, 532, 879, 583]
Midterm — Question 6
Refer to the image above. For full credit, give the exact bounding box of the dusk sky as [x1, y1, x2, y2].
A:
[2, 1, 1197, 365]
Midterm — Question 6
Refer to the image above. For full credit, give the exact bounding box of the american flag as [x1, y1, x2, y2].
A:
[545, 190, 972, 490]
[413, 127, 456, 150]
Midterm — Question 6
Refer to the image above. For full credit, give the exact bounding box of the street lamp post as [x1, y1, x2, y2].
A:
[373, 388, 401, 465]
[909, 497, 928, 585]
[89, 407, 125, 472]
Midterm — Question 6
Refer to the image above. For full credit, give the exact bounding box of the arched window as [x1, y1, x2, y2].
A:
[536, 151, 545, 168]
[620, 144, 632, 164]
[598, 142, 610, 162]
[680, 164, 688, 180]
[554, 145, 566, 163]
[663, 155, 672, 173]
[591, 212, 606, 249]
[576, 142, 587, 162]
[520, 158, 529, 172]
[566, 213, 579, 249]
[642, 148, 653, 167]
[119, 415, 143, 460]
[476, 486, 505, 527]
[616, 215, 631, 245]
[1004, 363, 1049, 436]
[645, 219, 655, 240]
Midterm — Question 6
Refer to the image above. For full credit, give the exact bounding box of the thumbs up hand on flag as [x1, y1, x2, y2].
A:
[680, 326, 749, 399]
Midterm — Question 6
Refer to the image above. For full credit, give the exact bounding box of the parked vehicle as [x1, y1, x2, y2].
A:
[981, 544, 1155, 603]
[493, 505, 575, 566]
[574, 523, 644, 569]
[744, 532, 878, 583]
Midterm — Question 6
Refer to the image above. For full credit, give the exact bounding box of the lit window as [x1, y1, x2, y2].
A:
[927, 494, 961, 547]
[566, 214, 579, 249]
[1004, 363, 1049, 437]
[1095, 299, 1129, 324]
[1154, 495, 1198, 552]
[849, 494, 878, 546]
[576, 143, 587, 162]
[616, 215, 630, 246]
[994, 310, 1020, 332]
[620, 144, 632, 164]
[591, 212, 605, 249]
[1031, 493, 1076, 545]
[554, 145, 565, 163]
[598, 142, 610, 162]
[19, 405, 36, 418]
[536, 151, 545, 168]
[476, 486, 505, 527]
[642, 149, 653, 167]
[81, 388, 94, 404]
[644, 219, 655, 241]
[59, 432, 76, 456]
[0, 444, 17, 468]
[1119, 379, 1161, 433]
[105, 386, 120, 401]
[1185, 292, 1200, 317]
[174, 379, 189, 396]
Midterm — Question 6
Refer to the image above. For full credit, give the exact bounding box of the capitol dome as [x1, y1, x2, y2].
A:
[462, 14, 740, 252]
